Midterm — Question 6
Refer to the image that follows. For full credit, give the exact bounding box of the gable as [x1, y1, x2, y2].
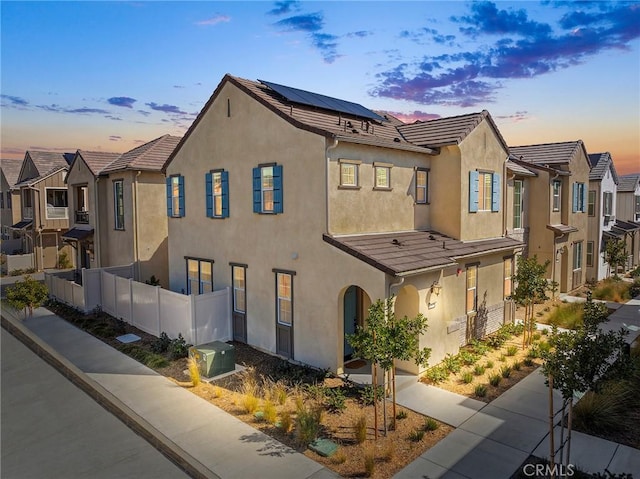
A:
[18, 153, 39, 183]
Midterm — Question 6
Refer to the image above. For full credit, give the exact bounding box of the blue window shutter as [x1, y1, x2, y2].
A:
[273, 165, 283, 214]
[166, 177, 173, 217]
[491, 173, 501, 212]
[178, 175, 185, 217]
[221, 170, 229, 218]
[469, 171, 479, 213]
[572, 183, 578, 213]
[205, 172, 213, 218]
[252, 167, 261, 213]
[582, 184, 587, 213]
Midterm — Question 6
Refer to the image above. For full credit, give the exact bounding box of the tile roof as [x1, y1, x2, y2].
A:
[1, 158, 24, 187]
[75, 150, 121, 176]
[397, 110, 509, 152]
[587, 152, 619, 183]
[546, 224, 579, 235]
[25, 151, 72, 180]
[618, 174, 640, 193]
[323, 230, 523, 276]
[506, 160, 537, 177]
[165, 74, 440, 170]
[509, 141, 587, 166]
[102, 135, 181, 174]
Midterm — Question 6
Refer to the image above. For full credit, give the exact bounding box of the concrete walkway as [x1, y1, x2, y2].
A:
[394, 297, 640, 479]
[1, 306, 338, 479]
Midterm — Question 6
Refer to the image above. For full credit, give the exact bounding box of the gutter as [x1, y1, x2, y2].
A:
[94, 178, 101, 267]
[133, 171, 142, 281]
[325, 137, 339, 236]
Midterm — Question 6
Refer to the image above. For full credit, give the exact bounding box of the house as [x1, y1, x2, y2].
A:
[163, 74, 523, 374]
[586, 152, 619, 282]
[10, 151, 74, 269]
[1, 158, 23, 247]
[63, 135, 180, 286]
[616, 173, 640, 269]
[509, 141, 591, 294]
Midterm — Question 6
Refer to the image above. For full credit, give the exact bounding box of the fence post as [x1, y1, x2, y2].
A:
[113, 272, 118, 318]
[156, 286, 161, 336]
[190, 294, 197, 346]
[129, 278, 134, 326]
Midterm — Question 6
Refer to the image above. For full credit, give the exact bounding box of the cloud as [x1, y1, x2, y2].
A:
[495, 111, 530, 122]
[372, 1, 640, 107]
[346, 30, 373, 39]
[1, 146, 28, 156]
[146, 102, 187, 115]
[109, 135, 122, 141]
[268, 1, 300, 16]
[274, 12, 323, 33]
[105, 115, 122, 121]
[195, 14, 230, 26]
[173, 85, 185, 89]
[311, 33, 341, 63]
[108, 96, 136, 108]
[383, 111, 442, 123]
[399, 28, 456, 47]
[36, 104, 109, 114]
[137, 109, 151, 117]
[1, 94, 28, 106]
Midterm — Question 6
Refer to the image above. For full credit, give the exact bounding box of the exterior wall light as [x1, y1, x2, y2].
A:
[430, 281, 442, 296]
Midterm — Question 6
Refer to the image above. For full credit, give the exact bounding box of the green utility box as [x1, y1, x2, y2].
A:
[189, 341, 235, 378]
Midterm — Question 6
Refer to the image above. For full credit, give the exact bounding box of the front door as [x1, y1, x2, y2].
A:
[231, 265, 247, 343]
[344, 286, 359, 359]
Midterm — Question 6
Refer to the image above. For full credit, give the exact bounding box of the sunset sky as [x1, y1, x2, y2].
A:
[2, 1, 639, 174]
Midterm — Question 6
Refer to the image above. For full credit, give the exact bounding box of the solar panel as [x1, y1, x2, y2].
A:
[259, 79, 386, 122]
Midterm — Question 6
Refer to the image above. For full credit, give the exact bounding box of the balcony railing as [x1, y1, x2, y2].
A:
[75, 210, 89, 224]
[22, 206, 33, 219]
[46, 206, 68, 220]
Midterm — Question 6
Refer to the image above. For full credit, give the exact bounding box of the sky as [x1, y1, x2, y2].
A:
[1, 1, 639, 175]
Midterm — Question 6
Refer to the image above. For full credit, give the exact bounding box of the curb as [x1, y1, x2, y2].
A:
[1, 312, 220, 479]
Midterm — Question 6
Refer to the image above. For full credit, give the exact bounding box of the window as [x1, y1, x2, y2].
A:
[113, 180, 124, 230]
[0, 192, 4, 209]
[186, 258, 213, 295]
[469, 171, 500, 212]
[253, 164, 283, 214]
[588, 190, 596, 216]
[513, 180, 523, 229]
[415, 168, 429, 204]
[23, 190, 32, 208]
[45, 188, 68, 219]
[552, 180, 561, 212]
[466, 265, 478, 314]
[374, 163, 391, 189]
[276, 272, 292, 325]
[586, 241, 594, 268]
[232, 265, 246, 313]
[339, 160, 359, 188]
[166, 175, 185, 218]
[6, 191, 11, 209]
[572, 182, 586, 213]
[635, 196, 640, 221]
[206, 170, 229, 218]
[504, 257, 513, 300]
[573, 241, 583, 271]
[603, 192, 613, 217]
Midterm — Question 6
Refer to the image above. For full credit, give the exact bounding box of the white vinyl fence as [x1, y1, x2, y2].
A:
[45, 265, 231, 345]
[3, 253, 34, 273]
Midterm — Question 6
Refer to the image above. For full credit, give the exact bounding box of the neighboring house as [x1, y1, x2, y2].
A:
[10, 151, 74, 269]
[62, 150, 121, 272]
[616, 173, 640, 269]
[63, 135, 180, 287]
[163, 74, 523, 374]
[586, 152, 619, 282]
[1, 158, 23, 245]
[509, 141, 591, 294]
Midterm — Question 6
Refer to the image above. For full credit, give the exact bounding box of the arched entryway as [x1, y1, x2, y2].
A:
[343, 285, 371, 360]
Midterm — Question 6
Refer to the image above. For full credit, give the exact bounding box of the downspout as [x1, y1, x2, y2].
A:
[94, 177, 101, 267]
[325, 137, 339, 235]
[550, 172, 560, 298]
[503, 156, 509, 237]
[27, 186, 43, 270]
[133, 171, 142, 282]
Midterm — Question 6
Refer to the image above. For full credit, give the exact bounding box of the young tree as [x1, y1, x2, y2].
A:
[6, 275, 49, 318]
[510, 255, 550, 347]
[347, 297, 431, 436]
[604, 238, 627, 279]
[541, 293, 629, 474]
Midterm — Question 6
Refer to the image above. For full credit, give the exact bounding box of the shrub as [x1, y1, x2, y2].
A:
[396, 410, 408, 420]
[593, 277, 632, 302]
[152, 332, 171, 354]
[424, 418, 439, 431]
[469, 339, 490, 356]
[242, 393, 259, 414]
[506, 345, 518, 356]
[57, 251, 72, 269]
[145, 275, 161, 286]
[331, 448, 347, 465]
[486, 334, 505, 349]
[573, 382, 633, 434]
[459, 350, 479, 366]
[354, 415, 367, 444]
[630, 266, 640, 278]
[499, 354, 507, 362]
[408, 429, 424, 442]
[533, 332, 542, 341]
[630, 278, 640, 299]
[295, 405, 323, 447]
[360, 384, 384, 405]
[279, 411, 293, 434]
[461, 371, 474, 384]
[118, 344, 168, 368]
[187, 357, 201, 386]
[546, 302, 584, 329]
[473, 364, 486, 376]
[169, 334, 190, 360]
[381, 441, 395, 462]
[5, 275, 49, 317]
[363, 446, 376, 477]
[523, 357, 534, 367]
[489, 373, 502, 386]
[424, 365, 449, 384]
[485, 360, 494, 369]
[443, 353, 462, 373]
[273, 381, 288, 405]
[262, 399, 277, 424]
[512, 361, 522, 371]
[324, 387, 347, 413]
[474, 384, 487, 397]
[500, 365, 512, 378]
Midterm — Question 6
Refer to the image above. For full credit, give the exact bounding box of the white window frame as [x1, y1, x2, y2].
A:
[466, 265, 478, 314]
[232, 265, 246, 313]
[186, 258, 214, 295]
[373, 162, 392, 190]
[113, 180, 125, 230]
[339, 160, 360, 188]
[45, 187, 68, 220]
[513, 180, 523, 229]
[552, 180, 561, 212]
[212, 171, 223, 217]
[276, 272, 292, 326]
[588, 190, 596, 217]
[170, 176, 181, 218]
[477, 172, 493, 211]
[573, 241, 583, 271]
[504, 257, 513, 300]
[261, 166, 274, 213]
[586, 241, 594, 268]
[603, 191, 613, 217]
[415, 168, 428, 204]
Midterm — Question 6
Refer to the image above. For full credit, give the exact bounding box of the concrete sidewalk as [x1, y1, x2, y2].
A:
[394, 297, 640, 479]
[1, 306, 338, 479]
